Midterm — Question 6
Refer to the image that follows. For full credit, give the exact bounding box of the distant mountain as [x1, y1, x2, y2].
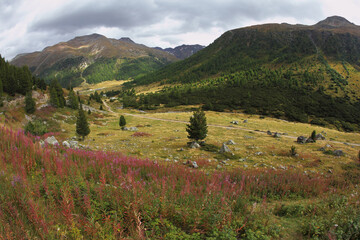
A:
[11, 34, 178, 87]
[155, 44, 205, 59]
[129, 16, 360, 131]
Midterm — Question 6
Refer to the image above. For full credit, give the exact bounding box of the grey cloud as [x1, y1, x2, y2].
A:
[30, 0, 323, 35]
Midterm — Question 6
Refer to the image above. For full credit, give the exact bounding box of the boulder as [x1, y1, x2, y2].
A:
[45, 136, 59, 146]
[315, 133, 326, 140]
[69, 141, 79, 149]
[306, 138, 315, 143]
[191, 161, 199, 168]
[226, 140, 236, 145]
[273, 132, 281, 138]
[189, 142, 201, 149]
[62, 141, 70, 148]
[333, 150, 344, 156]
[122, 127, 129, 131]
[220, 143, 232, 153]
[297, 136, 307, 144]
[243, 120, 248, 123]
[230, 120, 239, 125]
[267, 130, 272, 135]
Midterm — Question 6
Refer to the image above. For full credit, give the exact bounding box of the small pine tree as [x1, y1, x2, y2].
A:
[100, 105, 103, 110]
[311, 130, 317, 142]
[68, 89, 79, 109]
[186, 108, 208, 142]
[25, 91, 36, 114]
[119, 115, 126, 129]
[76, 104, 90, 140]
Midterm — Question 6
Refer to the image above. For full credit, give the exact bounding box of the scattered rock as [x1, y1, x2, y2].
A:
[267, 130, 272, 135]
[220, 143, 232, 153]
[39, 140, 45, 148]
[189, 142, 201, 149]
[315, 133, 326, 140]
[333, 150, 344, 156]
[328, 169, 333, 174]
[243, 164, 248, 168]
[178, 148, 185, 151]
[273, 132, 281, 138]
[306, 138, 315, 143]
[255, 152, 263, 156]
[325, 144, 332, 148]
[279, 165, 287, 170]
[243, 119, 248, 123]
[230, 120, 239, 125]
[216, 165, 222, 169]
[297, 136, 307, 144]
[62, 141, 70, 148]
[226, 140, 236, 145]
[69, 141, 79, 149]
[318, 147, 326, 152]
[45, 136, 59, 146]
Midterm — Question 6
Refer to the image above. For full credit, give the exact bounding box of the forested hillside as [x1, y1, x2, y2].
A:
[0, 55, 46, 97]
[123, 17, 360, 131]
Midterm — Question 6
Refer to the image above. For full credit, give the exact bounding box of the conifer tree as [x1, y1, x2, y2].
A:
[50, 79, 65, 108]
[49, 85, 59, 107]
[25, 91, 36, 114]
[68, 89, 79, 109]
[119, 115, 126, 129]
[186, 108, 208, 142]
[311, 130, 317, 142]
[76, 104, 90, 140]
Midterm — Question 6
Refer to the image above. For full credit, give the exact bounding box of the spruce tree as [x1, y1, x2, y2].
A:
[50, 79, 65, 107]
[25, 91, 36, 114]
[311, 130, 317, 142]
[186, 108, 208, 142]
[76, 104, 90, 140]
[49, 85, 59, 107]
[68, 89, 79, 109]
[119, 115, 126, 129]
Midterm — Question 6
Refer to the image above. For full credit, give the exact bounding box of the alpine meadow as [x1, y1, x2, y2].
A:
[0, 5, 360, 239]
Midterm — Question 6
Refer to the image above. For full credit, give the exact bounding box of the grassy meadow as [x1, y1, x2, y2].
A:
[0, 87, 359, 239]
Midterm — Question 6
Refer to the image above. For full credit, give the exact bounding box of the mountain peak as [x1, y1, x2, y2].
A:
[119, 37, 135, 44]
[315, 16, 355, 28]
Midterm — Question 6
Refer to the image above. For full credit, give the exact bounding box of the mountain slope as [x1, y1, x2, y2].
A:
[11, 34, 178, 87]
[155, 44, 205, 59]
[127, 16, 360, 130]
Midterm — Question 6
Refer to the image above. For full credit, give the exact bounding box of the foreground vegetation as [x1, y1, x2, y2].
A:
[0, 125, 359, 239]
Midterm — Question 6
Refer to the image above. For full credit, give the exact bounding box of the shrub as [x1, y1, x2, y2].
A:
[24, 119, 48, 136]
[290, 146, 297, 156]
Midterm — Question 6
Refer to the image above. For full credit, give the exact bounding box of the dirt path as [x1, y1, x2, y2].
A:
[101, 100, 116, 114]
[123, 113, 360, 147]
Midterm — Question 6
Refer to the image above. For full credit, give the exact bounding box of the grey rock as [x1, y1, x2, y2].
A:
[306, 138, 315, 143]
[62, 141, 70, 148]
[243, 164, 248, 168]
[273, 132, 281, 138]
[220, 143, 232, 153]
[122, 127, 129, 131]
[279, 165, 287, 170]
[297, 136, 307, 144]
[129, 127, 138, 131]
[244, 135, 255, 139]
[243, 119, 248, 123]
[189, 142, 201, 149]
[328, 169, 333, 174]
[230, 120, 239, 125]
[226, 140, 236, 145]
[216, 165, 222, 169]
[69, 141, 79, 149]
[325, 144, 332, 148]
[318, 147, 326, 152]
[333, 150, 344, 156]
[315, 133, 326, 140]
[267, 130, 272, 135]
[45, 136, 59, 146]
[255, 152, 263, 156]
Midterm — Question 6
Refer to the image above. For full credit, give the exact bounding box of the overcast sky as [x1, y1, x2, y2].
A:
[1, 0, 359, 60]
